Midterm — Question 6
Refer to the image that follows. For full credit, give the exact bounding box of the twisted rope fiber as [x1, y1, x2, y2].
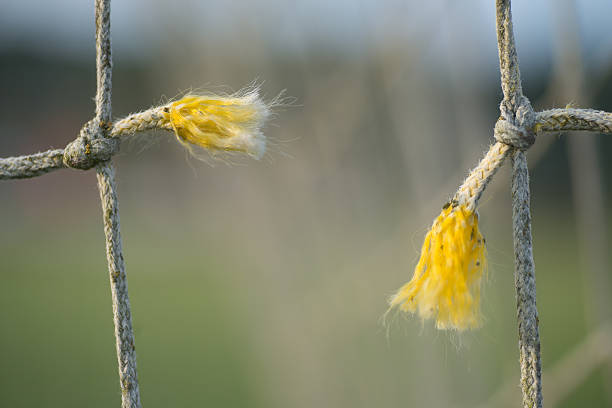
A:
[512, 150, 542, 408]
[3, 0, 612, 405]
[496, 0, 523, 111]
[0, 150, 65, 180]
[0, 107, 171, 180]
[95, 0, 112, 123]
[111, 107, 168, 136]
[97, 163, 140, 407]
[388, 0, 553, 403]
[453, 142, 510, 211]
[93, 0, 141, 406]
[496, 1, 542, 406]
[0, 97, 267, 179]
[537, 108, 612, 133]
[0, 0, 270, 402]
[8, 105, 612, 181]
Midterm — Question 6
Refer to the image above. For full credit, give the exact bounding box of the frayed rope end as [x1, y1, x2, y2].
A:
[388, 204, 487, 331]
[163, 87, 274, 160]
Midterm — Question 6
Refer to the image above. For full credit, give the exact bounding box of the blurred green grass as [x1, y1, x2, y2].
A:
[0, 220, 261, 408]
[0, 200, 608, 407]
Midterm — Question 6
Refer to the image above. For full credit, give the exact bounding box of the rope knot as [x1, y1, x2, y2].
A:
[63, 119, 119, 170]
[494, 96, 536, 150]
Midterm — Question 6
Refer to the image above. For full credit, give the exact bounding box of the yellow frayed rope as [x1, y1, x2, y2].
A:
[390, 203, 486, 330]
[111, 87, 274, 160]
[389, 143, 510, 330]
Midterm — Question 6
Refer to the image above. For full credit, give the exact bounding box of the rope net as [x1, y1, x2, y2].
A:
[2, 1, 612, 407]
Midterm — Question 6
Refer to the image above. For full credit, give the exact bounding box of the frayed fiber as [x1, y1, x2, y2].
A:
[164, 90, 270, 159]
[389, 204, 486, 330]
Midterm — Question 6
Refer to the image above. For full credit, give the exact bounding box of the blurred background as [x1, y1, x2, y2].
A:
[1, 0, 612, 406]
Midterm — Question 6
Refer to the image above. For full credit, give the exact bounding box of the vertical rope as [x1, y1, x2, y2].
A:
[93, 0, 141, 406]
[495, 1, 543, 407]
[511, 150, 542, 408]
[95, 0, 112, 123]
[495, 0, 523, 110]
[97, 164, 141, 408]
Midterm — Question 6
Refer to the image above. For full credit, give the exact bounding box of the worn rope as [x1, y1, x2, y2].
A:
[495, 0, 523, 112]
[453, 142, 510, 211]
[96, 162, 140, 408]
[92, 0, 142, 407]
[95, 0, 112, 124]
[2, 0, 611, 405]
[0, 90, 273, 179]
[495, 1, 542, 407]
[511, 150, 543, 408]
[536, 108, 612, 134]
[7, 105, 612, 181]
[0, 149, 65, 180]
[0, 4, 272, 406]
[111, 107, 168, 136]
[386, 0, 545, 402]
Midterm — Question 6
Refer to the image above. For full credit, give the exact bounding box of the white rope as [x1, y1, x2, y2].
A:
[93, 0, 142, 407]
[96, 162, 141, 408]
[3, 1, 612, 407]
[536, 108, 612, 134]
[0, 150, 65, 180]
[510, 150, 542, 408]
[495, 1, 542, 407]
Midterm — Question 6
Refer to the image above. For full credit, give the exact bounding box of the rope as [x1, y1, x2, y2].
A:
[495, 0, 523, 112]
[95, 0, 112, 124]
[0, 1, 272, 404]
[111, 107, 168, 136]
[3, 0, 612, 405]
[453, 142, 510, 212]
[511, 150, 543, 408]
[0, 149, 65, 180]
[536, 108, 612, 134]
[96, 162, 141, 408]
[64, 119, 120, 170]
[495, 1, 542, 407]
[93, 0, 142, 407]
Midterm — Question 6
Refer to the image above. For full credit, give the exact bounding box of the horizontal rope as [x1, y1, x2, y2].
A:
[0, 109, 168, 179]
[0, 109, 167, 179]
[1, 89, 274, 179]
[536, 108, 612, 134]
[0, 149, 65, 180]
[111, 107, 169, 136]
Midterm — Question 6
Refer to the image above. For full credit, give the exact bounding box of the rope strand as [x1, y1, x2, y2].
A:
[453, 142, 510, 211]
[496, 0, 523, 110]
[496, 1, 542, 407]
[96, 163, 141, 408]
[511, 150, 543, 408]
[93, 0, 142, 406]
[0, 150, 65, 180]
[536, 108, 612, 134]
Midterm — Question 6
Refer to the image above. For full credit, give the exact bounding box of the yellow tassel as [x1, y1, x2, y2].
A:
[163, 89, 270, 159]
[389, 203, 486, 330]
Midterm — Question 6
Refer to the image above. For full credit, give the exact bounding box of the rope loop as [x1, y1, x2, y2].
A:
[63, 119, 119, 170]
[494, 96, 536, 150]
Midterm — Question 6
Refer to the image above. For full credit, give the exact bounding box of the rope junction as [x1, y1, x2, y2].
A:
[389, 1, 612, 407]
[0, 0, 270, 407]
[2, 0, 612, 407]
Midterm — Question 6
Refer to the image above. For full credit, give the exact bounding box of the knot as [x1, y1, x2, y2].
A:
[494, 96, 536, 150]
[63, 119, 119, 170]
